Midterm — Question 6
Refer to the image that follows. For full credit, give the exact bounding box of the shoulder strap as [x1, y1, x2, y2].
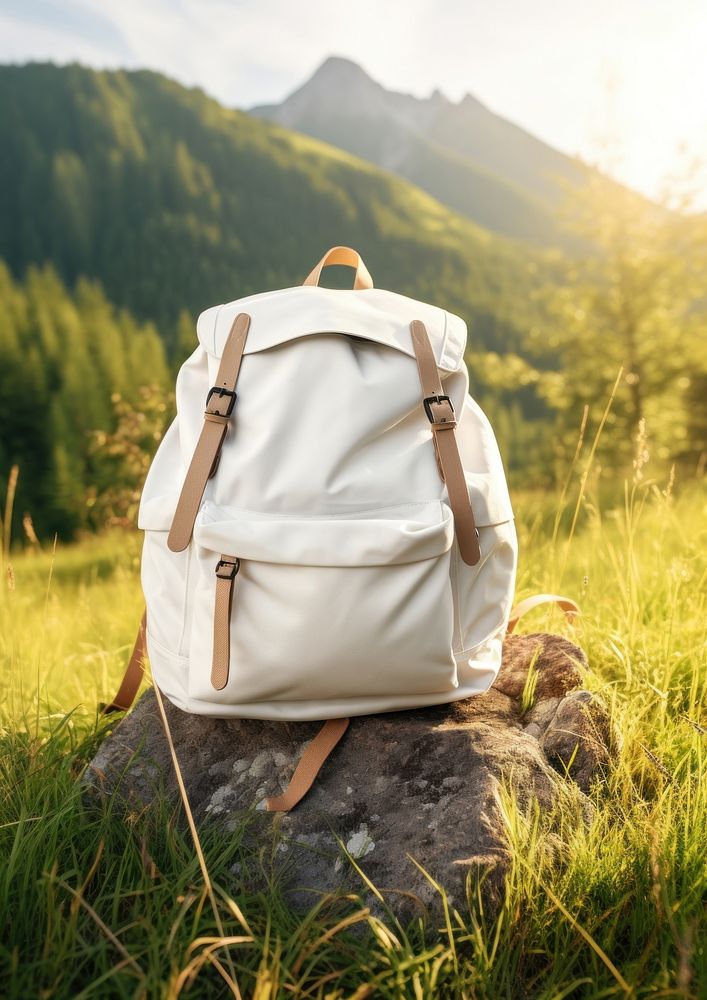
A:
[167, 312, 251, 553]
[409, 319, 480, 565]
[507, 594, 580, 634]
[100, 612, 147, 714]
[265, 718, 350, 811]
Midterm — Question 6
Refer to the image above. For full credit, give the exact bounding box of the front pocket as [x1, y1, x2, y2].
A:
[187, 500, 458, 705]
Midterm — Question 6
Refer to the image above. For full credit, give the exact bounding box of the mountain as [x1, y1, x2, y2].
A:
[0, 61, 559, 536]
[0, 62, 542, 354]
[250, 56, 594, 247]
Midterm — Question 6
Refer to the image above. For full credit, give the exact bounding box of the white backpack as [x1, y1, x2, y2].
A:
[104, 248, 575, 811]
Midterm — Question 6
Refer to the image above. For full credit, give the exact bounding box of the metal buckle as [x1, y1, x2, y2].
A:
[423, 394, 455, 424]
[206, 386, 237, 417]
[215, 558, 240, 580]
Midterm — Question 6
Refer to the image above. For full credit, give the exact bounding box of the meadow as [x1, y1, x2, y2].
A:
[0, 37, 705, 1000]
[0, 463, 704, 999]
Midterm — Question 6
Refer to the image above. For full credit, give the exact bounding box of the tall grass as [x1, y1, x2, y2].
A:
[0, 467, 705, 996]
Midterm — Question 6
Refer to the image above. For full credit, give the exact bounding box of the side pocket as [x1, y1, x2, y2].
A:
[141, 529, 192, 658]
[144, 630, 190, 711]
[453, 519, 517, 655]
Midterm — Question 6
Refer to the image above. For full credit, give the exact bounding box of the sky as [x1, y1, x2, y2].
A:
[2, 0, 706, 207]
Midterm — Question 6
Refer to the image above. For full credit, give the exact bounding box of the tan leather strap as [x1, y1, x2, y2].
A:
[507, 594, 580, 634]
[266, 718, 350, 812]
[101, 612, 147, 714]
[212, 556, 240, 690]
[168, 312, 251, 553]
[409, 319, 481, 566]
[303, 246, 373, 290]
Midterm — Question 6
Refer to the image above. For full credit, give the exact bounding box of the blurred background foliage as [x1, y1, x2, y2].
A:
[0, 62, 704, 545]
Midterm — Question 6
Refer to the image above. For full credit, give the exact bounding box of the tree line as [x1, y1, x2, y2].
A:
[0, 263, 170, 542]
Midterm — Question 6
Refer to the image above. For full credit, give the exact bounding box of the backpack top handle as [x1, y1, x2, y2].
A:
[303, 246, 374, 290]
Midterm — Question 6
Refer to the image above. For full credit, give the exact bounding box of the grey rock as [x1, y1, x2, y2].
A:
[86, 632, 615, 921]
[542, 689, 619, 793]
[523, 696, 561, 732]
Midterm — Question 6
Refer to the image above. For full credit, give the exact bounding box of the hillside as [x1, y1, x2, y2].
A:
[0, 62, 542, 354]
[250, 56, 594, 247]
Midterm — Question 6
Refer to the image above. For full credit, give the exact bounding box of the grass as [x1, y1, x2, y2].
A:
[0, 472, 705, 998]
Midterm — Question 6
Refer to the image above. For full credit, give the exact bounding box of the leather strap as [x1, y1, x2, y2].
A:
[507, 594, 580, 634]
[100, 612, 147, 714]
[409, 320, 481, 566]
[211, 557, 240, 690]
[266, 718, 350, 812]
[303, 246, 373, 290]
[167, 312, 251, 553]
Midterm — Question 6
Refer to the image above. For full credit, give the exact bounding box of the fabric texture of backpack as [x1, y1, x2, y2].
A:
[104, 247, 577, 811]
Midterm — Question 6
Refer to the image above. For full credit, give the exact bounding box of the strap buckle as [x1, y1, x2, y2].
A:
[206, 386, 237, 417]
[215, 557, 240, 580]
[423, 394, 456, 426]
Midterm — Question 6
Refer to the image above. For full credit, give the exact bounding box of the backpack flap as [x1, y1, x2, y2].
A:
[197, 285, 467, 373]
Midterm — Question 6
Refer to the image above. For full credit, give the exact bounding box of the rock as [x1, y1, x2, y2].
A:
[494, 633, 586, 701]
[86, 632, 615, 921]
[541, 689, 619, 793]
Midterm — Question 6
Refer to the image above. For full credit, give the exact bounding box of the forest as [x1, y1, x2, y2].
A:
[0, 62, 705, 543]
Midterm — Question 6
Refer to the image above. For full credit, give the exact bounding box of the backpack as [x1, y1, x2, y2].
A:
[104, 247, 577, 811]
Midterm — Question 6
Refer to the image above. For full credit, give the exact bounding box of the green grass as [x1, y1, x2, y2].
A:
[1, 476, 705, 998]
